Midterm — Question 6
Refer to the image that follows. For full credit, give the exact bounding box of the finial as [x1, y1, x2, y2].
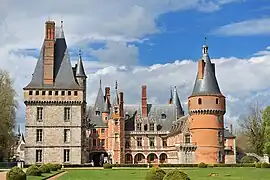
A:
[115, 80, 118, 90]
[100, 78, 102, 88]
[61, 20, 64, 28]
[204, 36, 207, 45]
[78, 49, 82, 58]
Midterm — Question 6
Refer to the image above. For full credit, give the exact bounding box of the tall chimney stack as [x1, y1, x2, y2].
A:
[119, 92, 124, 117]
[141, 85, 147, 117]
[43, 21, 55, 85]
[105, 87, 111, 106]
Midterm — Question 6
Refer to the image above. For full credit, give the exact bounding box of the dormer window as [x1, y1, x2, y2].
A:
[95, 111, 100, 116]
[149, 123, 155, 131]
[114, 107, 118, 114]
[161, 113, 166, 119]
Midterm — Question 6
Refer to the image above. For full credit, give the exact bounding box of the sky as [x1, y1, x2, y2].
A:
[1, 0, 270, 133]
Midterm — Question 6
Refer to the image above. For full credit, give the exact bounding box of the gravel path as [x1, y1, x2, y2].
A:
[0, 172, 6, 179]
[48, 171, 67, 180]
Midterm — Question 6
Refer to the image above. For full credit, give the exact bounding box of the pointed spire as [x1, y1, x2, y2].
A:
[172, 86, 184, 117]
[190, 39, 222, 96]
[76, 50, 87, 77]
[113, 80, 119, 106]
[169, 86, 173, 104]
[58, 20, 65, 39]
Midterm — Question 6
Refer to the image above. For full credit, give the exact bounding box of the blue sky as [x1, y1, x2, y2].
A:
[1, 0, 270, 133]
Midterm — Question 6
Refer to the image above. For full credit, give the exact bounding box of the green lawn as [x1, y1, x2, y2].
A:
[27, 170, 63, 180]
[58, 168, 270, 180]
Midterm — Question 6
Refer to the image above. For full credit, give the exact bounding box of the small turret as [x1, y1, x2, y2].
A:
[172, 86, 184, 118]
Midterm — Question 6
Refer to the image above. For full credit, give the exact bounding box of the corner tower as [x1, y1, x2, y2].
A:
[188, 43, 226, 164]
[23, 20, 87, 165]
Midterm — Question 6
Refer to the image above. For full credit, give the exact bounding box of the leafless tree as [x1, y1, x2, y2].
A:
[238, 102, 265, 155]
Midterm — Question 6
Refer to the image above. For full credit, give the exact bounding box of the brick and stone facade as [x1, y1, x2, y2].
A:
[24, 20, 236, 165]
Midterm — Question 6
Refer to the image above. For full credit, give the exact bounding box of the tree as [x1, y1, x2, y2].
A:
[239, 102, 265, 155]
[262, 106, 270, 154]
[0, 69, 17, 161]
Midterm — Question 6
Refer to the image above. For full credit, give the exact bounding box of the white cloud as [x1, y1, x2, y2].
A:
[0, 0, 250, 133]
[211, 18, 270, 36]
[3, 45, 270, 133]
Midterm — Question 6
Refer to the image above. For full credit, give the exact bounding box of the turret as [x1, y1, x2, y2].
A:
[172, 86, 184, 118]
[188, 41, 226, 164]
[75, 50, 87, 115]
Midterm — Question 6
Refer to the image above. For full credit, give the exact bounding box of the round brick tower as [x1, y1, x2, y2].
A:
[188, 43, 226, 164]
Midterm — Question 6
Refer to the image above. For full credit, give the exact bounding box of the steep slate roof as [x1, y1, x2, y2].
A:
[191, 44, 222, 96]
[121, 104, 178, 131]
[76, 52, 87, 77]
[172, 86, 184, 118]
[24, 23, 81, 90]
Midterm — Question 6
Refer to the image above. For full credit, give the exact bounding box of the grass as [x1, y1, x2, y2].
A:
[58, 168, 270, 180]
[27, 170, 64, 180]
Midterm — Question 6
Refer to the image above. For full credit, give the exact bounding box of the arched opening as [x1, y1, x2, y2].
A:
[125, 154, 133, 164]
[198, 98, 202, 105]
[89, 152, 108, 167]
[159, 153, 168, 164]
[216, 98, 219, 104]
[134, 153, 145, 164]
[147, 153, 158, 163]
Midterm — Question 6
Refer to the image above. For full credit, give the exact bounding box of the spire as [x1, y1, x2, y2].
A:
[57, 20, 65, 39]
[113, 80, 119, 106]
[191, 39, 222, 96]
[172, 86, 184, 117]
[76, 50, 87, 77]
[94, 84, 104, 111]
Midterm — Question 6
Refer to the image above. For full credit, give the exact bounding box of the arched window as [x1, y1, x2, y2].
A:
[216, 98, 219, 104]
[198, 98, 202, 105]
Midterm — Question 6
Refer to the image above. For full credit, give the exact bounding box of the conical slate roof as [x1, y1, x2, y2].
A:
[24, 21, 81, 90]
[191, 44, 222, 96]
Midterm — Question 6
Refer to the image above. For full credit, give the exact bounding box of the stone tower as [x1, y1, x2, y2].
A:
[23, 20, 87, 165]
[188, 43, 226, 164]
[107, 82, 125, 164]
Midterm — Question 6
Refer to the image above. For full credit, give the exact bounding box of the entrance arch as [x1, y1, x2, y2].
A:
[147, 153, 158, 163]
[125, 154, 133, 164]
[89, 152, 108, 166]
[159, 153, 168, 164]
[134, 153, 146, 164]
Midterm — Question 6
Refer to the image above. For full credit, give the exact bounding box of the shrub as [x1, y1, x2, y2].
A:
[55, 164, 62, 170]
[255, 163, 262, 168]
[39, 164, 51, 173]
[163, 169, 190, 180]
[198, 162, 207, 168]
[240, 156, 259, 163]
[6, 166, 26, 180]
[47, 163, 58, 171]
[26, 165, 42, 176]
[103, 163, 113, 169]
[145, 167, 166, 180]
[261, 163, 270, 168]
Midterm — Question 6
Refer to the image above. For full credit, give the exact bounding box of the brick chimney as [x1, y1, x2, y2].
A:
[43, 21, 55, 85]
[105, 87, 110, 106]
[141, 85, 147, 117]
[198, 60, 205, 79]
[119, 92, 124, 117]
